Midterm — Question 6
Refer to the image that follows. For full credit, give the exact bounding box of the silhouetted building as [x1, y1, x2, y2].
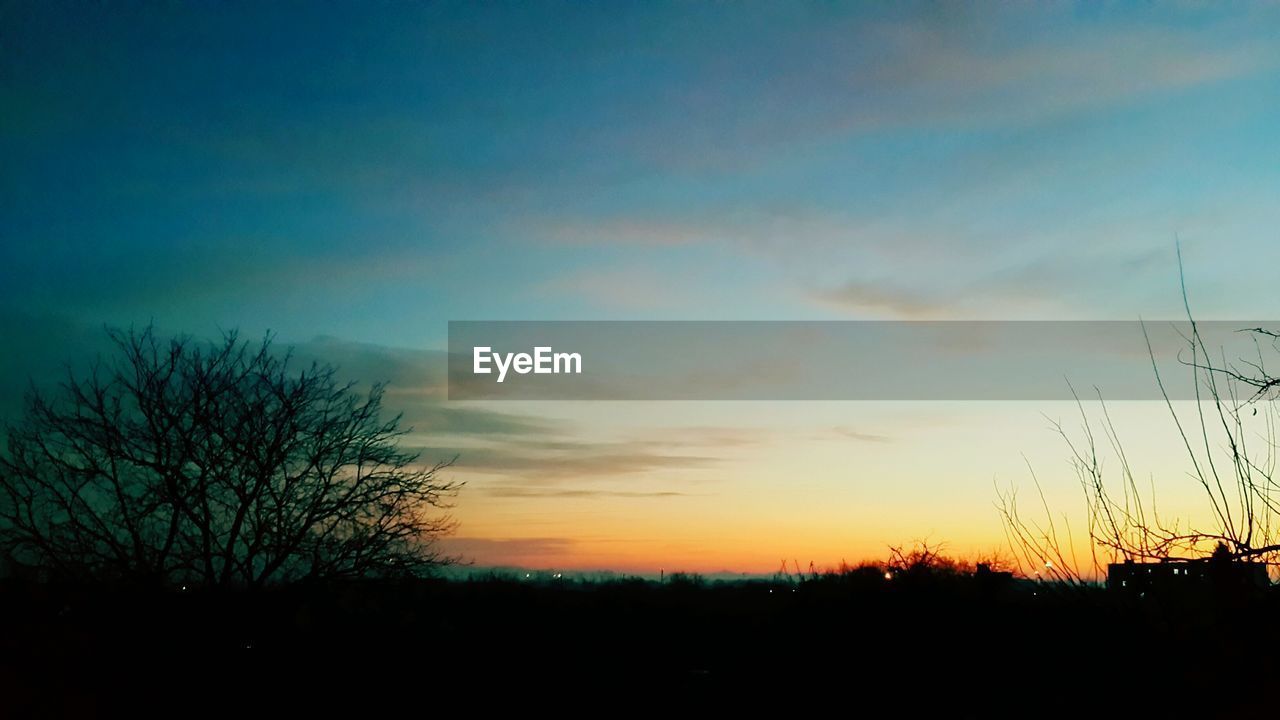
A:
[974, 563, 1013, 581]
[1107, 559, 1269, 594]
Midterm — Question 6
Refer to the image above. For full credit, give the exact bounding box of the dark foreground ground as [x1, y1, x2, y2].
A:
[2, 570, 1276, 716]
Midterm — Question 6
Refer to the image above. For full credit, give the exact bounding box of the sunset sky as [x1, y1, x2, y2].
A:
[5, 2, 1280, 573]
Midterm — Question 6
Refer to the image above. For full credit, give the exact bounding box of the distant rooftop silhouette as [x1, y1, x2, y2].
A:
[1107, 558, 1269, 594]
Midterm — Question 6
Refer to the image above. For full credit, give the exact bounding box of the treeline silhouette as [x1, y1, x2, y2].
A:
[2, 551, 1275, 714]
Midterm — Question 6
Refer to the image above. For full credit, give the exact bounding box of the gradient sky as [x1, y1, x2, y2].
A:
[5, 2, 1280, 574]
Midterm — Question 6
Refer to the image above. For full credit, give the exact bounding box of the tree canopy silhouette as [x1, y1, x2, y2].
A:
[0, 327, 459, 587]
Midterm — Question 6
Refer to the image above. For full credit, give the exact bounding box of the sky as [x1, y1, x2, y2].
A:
[5, 2, 1280, 574]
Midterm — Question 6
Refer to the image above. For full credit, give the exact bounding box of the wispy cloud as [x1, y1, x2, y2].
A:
[413, 444, 718, 480]
[580, 8, 1280, 171]
[481, 487, 690, 499]
[829, 427, 894, 444]
[812, 281, 953, 319]
[842, 19, 1278, 132]
[540, 267, 699, 311]
[811, 245, 1181, 319]
[437, 536, 579, 563]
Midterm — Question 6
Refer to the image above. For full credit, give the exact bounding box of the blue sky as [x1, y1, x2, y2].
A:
[5, 2, 1280, 570]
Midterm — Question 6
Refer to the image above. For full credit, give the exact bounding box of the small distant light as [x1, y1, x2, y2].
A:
[181, 585, 187, 591]
[884, 572, 892, 580]
[769, 589, 773, 593]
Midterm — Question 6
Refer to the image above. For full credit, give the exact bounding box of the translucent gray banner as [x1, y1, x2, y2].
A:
[447, 321, 1280, 401]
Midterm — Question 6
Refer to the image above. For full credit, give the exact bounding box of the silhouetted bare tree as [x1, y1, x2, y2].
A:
[0, 326, 459, 587]
[999, 261, 1280, 582]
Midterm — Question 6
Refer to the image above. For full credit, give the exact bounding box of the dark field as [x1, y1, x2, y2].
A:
[2, 571, 1274, 715]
